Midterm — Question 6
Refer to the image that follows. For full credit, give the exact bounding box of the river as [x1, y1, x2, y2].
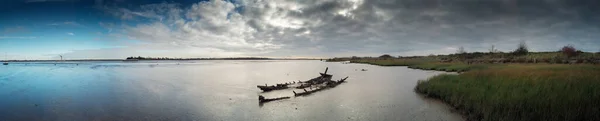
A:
[0, 60, 463, 121]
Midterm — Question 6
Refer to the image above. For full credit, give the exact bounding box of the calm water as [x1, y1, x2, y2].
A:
[0, 60, 463, 121]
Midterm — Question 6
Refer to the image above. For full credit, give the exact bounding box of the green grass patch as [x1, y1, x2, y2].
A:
[348, 58, 494, 72]
[408, 63, 495, 72]
[415, 64, 600, 121]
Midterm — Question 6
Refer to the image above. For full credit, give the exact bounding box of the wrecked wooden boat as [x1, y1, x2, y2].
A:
[304, 67, 333, 84]
[293, 76, 348, 96]
[258, 95, 290, 103]
[257, 67, 334, 92]
[256, 67, 349, 99]
[257, 83, 290, 92]
[293, 88, 325, 96]
[295, 74, 331, 89]
[326, 76, 348, 87]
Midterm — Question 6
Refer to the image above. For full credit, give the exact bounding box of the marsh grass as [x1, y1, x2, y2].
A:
[408, 63, 495, 72]
[350, 59, 492, 72]
[415, 64, 600, 121]
[350, 58, 433, 66]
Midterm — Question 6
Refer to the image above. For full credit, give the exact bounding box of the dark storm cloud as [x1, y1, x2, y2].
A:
[347, 0, 600, 54]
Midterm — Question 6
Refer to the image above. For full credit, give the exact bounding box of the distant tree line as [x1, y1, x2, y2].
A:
[125, 56, 271, 60]
[327, 40, 600, 64]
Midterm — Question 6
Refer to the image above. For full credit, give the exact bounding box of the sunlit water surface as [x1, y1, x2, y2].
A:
[0, 60, 463, 121]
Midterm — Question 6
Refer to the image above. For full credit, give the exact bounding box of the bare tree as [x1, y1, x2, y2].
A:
[457, 46, 466, 54]
[489, 45, 498, 53]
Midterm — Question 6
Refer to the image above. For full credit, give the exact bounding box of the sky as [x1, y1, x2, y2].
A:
[0, 0, 599, 60]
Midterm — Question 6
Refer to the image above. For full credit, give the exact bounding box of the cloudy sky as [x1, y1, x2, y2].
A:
[1, 0, 599, 59]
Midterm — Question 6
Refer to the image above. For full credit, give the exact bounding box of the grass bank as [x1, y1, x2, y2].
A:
[334, 58, 600, 120]
[348, 58, 491, 72]
[407, 63, 494, 72]
[350, 58, 432, 66]
[415, 64, 600, 121]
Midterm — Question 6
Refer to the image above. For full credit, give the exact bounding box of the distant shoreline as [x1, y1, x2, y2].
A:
[1, 58, 322, 62]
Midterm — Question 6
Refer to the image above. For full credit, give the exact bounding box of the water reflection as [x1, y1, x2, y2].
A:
[0, 60, 463, 121]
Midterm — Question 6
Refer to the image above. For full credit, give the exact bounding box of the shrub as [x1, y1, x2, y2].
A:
[379, 54, 393, 59]
[561, 45, 578, 58]
[513, 41, 529, 56]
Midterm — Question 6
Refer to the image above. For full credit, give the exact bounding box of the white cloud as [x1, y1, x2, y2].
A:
[48, 21, 83, 27]
[2, 26, 27, 34]
[82, 0, 600, 58]
[115, 1, 283, 55]
[98, 22, 115, 33]
[67, 32, 74, 35]
[58, 45, 247, 60]
[103, 0, 368, 57]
